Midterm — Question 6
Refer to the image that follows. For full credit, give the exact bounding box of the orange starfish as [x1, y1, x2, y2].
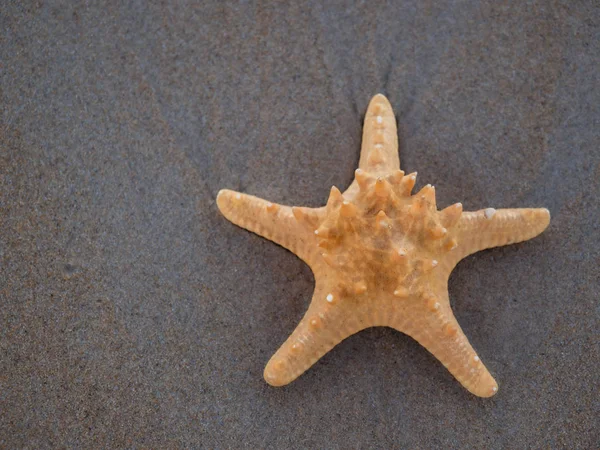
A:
[216, 94, 550, 397]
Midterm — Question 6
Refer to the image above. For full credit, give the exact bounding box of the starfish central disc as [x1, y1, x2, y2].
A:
[312, 175, 455, 302]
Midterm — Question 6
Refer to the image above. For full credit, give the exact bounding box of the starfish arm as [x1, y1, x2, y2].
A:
[263, 284, 363, 386]
[389, 289, 499, 397]
[446, 207, 550, 267]
[216, 189, 320, 265]
[358, 94, 400, 174]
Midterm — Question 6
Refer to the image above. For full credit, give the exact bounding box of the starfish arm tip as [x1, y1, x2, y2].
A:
[359, 94, 400, 173]
[539, 207, 551, 231]
[215, 188, 239, 215]
[263, 360, 293, 387]
[519, 206, 551, 238]
[468, 374, 499, 398]
[368, 93, 392, 109]
[449, 206, 551, 264]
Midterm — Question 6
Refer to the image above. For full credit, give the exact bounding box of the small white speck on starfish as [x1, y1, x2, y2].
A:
[484, 208, 496, 219]
[314, 230, 319, 235]
[492, 386, 498, 393]
[394, 287, 409, 297]
[376, 116, 383, 124]
[235, 193, 241, 200]
[474, 355, 480, 362]
[432, 260, 438, 267]
[326, 294, 334, 303]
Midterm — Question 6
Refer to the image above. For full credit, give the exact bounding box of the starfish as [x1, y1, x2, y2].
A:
[216, 94, 550, 397]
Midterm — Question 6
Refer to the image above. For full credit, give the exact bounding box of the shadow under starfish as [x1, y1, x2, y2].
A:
[216, 94, 550, 398]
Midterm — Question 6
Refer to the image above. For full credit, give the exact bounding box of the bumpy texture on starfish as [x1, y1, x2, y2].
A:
[216, 94, 550, 397]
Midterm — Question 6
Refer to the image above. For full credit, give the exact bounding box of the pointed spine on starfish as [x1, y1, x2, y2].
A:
[314, 224, 331, 239]
[353, 281, 368, 294]
[265, 202, 280, 213]
[316, 238, 333, 249]
[429, 224, 448, 239]
[409, 194, 428, 217]
[401, 172, 417, 195]
[291, 206, 320, 228]
[309, 316, 322, 329]
[444, 238, 458, 251]
[375, 210, 391, 233]
[443, 322, 458, 337]
[320, 252, 336, 267]
[440, 202, 463, 227]
[291, 206, 305, 221]
[374, 177, 391, 200]
[387, 169, 405, 185]
[417, 184, 436, 208]
[393, 286, 410, 298]
[340, 200, 358, 218]
[391, 246, 408, 263]
[355, 169, 370, 190]
[369, 145, 384, 165]
[326, 186, 344, 210]
[424, 293, 441, 312]
[421, 258, 438, 272]
[289, 341, 303, 354]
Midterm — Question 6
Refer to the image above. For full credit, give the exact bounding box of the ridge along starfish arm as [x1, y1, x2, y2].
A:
[216, 94, 550, 398]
